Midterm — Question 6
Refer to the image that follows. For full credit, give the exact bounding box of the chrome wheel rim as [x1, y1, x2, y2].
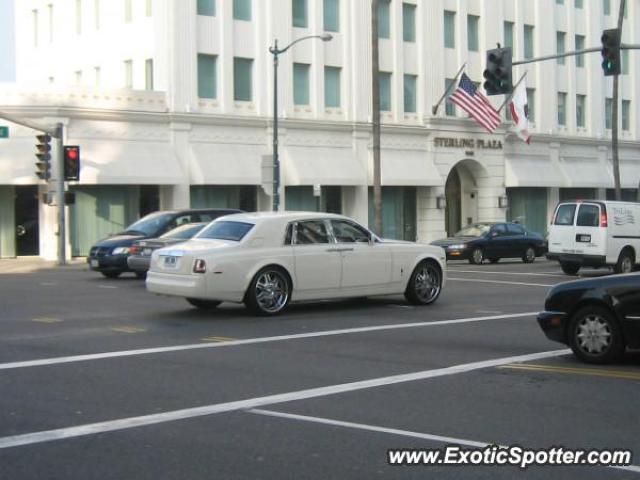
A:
[576, 314, 612, 355]
[414, 264, 441, 303]
[255, 271, 289, 313]
[526, 248, 535, 262]
[473, 249, 483, 264]
[621, 257, 633, 273]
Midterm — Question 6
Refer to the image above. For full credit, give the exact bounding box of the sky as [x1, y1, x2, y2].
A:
[0, 0, 15, 81]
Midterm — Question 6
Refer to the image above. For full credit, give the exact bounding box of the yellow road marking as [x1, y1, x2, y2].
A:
[499, 363, 640, 381]
[110, 326, 146, 334]
[201, 336, 236, 343]
[32, 317, 63, 324]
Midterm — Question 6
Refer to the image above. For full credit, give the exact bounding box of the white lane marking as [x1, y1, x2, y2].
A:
[450, 269, 565, 278]
[0, 312, 538, 371]
[448, 278, 553, 288]
[476, 310, 503, 314]
[0, 349, 569, 450]
[98, 286, 118, 290]
[248, 409, 640, 474]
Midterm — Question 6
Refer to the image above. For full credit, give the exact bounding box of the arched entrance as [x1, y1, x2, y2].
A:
[445, 159, 489, 236]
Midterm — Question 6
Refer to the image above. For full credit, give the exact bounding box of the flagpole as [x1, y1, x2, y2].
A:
[431, 63, 467, 115]
[497, 71, 528, 113]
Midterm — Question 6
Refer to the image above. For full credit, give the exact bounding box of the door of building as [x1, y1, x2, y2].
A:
[15, 186, 40, 256]
[445, 168, 462, 237]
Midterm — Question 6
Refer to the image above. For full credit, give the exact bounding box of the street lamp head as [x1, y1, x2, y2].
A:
[321, 33, 333, 42]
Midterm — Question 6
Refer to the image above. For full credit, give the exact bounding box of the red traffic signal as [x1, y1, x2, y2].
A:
[63, 145, 81, 181]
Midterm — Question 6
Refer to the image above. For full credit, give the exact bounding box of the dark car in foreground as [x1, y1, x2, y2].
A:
[127, 222, 207, 276]
[88, 209, 241, 278]
[431, 222, 547, 264]
[538, 273, 640, 363]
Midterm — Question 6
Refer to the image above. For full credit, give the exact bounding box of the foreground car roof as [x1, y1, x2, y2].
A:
[219, 211, 350, 224]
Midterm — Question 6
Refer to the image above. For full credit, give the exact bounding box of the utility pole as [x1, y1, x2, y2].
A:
[612, 0, 626, 201]
[371, 0, 382, 235]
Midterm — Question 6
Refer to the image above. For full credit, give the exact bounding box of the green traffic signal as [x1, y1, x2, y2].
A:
[601, 28, 621, 76]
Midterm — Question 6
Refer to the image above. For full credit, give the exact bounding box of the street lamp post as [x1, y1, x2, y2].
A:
[268, 34, 333, 212]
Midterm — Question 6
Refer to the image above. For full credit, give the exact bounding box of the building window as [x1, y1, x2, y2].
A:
[323, 0, 339, 32]
[197, 54, 217, 99]
[403, 3, 416, 42]
[557, 92, 566, 126]
[32, 9, 39, 47]
[524, 25, 534, 59]
[95, 0, 100, 29]
[94, 66, 100, 87]
[234, 57, 253, 101]
[324, 66, 341, 108]
[75, 70, 82, 85]
[575, 35, 585, 67]
[145, 59, 154, 91]
[146, 0, 152, 16]
[467, 15, 479, 52]
[76, 0, 82, 34]
[124, 60, 133, 88]
[575, 0, 583, 7]
[445, 78, 456, 116]
[293, 63, 310, 106]
[603, 0, 610, 15]
[293, 0, 307, 28]
[622, 49, 629, 74]
[526, 88, 535, 122]
[576, 94, 586, 128]
[622, 100, 630, 131]
[197, 0, 215, 16]
[444, 10, 455, 48]
[48, 4, 54, 42]
[605, 97, 612, 129]
[379, 72, 392, 111]
[378, 0, 391, 38]
[125, 0, 132, 22]
[503, 21, 514, 50]
[404, 74, 417, 113]
[234, 0, 251, 21]
[556, 0, 564, 4]
[556, 32, 565, 64]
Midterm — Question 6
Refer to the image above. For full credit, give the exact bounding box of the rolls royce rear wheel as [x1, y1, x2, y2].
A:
[568, 306, 625, 364]
[186, 298, 221, 310]
[245, 267, 291, 316]
[405, 260, 442, 305]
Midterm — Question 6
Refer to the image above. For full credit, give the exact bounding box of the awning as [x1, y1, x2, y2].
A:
[70, 140, 185, 184]
[0, 140, 40, 184]
[284, 146, 365, 186]
[617, 160, 640, 188]
[558, 157, 613, 188]
[368, 149, 442, 186]
[505, 156, 566, 187]
[190, 143, 266, 185]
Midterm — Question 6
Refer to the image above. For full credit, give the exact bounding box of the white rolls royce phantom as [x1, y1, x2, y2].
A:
[146, 212, 446, 315]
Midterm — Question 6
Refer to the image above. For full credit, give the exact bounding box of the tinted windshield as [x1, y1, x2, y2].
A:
[455, 224, 490, 237]
[160, 223, 206, 240]
[196, 221, 254, 241]
[125, 212, 172, 236]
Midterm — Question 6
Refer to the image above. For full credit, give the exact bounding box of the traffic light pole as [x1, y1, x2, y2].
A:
[612, 0, 626, 201]
[55, 123, 66, 266]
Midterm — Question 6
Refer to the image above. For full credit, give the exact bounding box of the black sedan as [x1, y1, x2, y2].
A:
[538, 273, 640, 363]
[431, 222, 547, 264]
[87, 208, 241, 278]
[127, 222, 207, 276]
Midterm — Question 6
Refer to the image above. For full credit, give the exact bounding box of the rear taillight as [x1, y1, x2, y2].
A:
[601, 212, 608, 227]
[193, 259, 207, 273]
[130, 245, 140, 254]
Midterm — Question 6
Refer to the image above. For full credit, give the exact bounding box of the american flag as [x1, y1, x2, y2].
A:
[449, 73, 501, 133]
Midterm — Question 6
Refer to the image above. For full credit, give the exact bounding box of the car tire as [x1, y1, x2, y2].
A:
[489, 257, 500, 264]
[101, 271, 121, 279]
[522, 246, 536, 264]
[186, 298, 222, 310]
[245, 266, 291, 316]
[614, 250, 634, 275]
[405, 260, 442, 305]
[568, 306, 625, 364]
[469, 248, 484, 265]
[560, 262, 580, 275]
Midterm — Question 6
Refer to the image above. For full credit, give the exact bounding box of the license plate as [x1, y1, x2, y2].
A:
[90, 259, 98, 268]
[143, 248, 153, 256]
[163, 256, 178, 268]
[577, 234, 591, 243]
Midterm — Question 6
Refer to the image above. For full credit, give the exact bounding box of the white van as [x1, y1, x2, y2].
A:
[547, 200, 640, 275]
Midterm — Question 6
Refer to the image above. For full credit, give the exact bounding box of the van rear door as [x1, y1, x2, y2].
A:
[549, 203, 578, 254]
[574, 203, 606, 257]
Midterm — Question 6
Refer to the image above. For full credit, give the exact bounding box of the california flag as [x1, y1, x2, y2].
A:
[509, 81, 531, 144]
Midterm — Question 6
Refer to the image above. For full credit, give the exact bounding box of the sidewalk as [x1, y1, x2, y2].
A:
[0, 257, 87, 274]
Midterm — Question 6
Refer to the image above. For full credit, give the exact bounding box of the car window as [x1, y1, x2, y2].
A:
[554, 204, 577, 226]
[331, 220, 370, 243]
[455, 224, 490, 237]
[198, 211, 234, 223]
[576, 204, 600, 227]
[491, 224, 508, 236]
[284, 224, 293, 245]
[507, 223, 525, 235]
[196, 221, 254, 241]
[125, 212, 172, 236]
[160, 223, 206, 240]
[294, 220, 330, 245]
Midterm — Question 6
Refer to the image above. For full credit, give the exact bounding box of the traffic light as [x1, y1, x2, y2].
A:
[483, 47, 513, 96]
[601, 28, 621, 76]
[35, 134, 52, 181]
[63, 145, 80, 181]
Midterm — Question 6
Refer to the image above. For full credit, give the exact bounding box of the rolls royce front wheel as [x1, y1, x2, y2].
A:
[405, 260, 442, 305]
[246, 267, 291, 316]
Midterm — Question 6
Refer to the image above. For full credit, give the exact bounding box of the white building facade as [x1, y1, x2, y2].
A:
[1, 0, 639, 259]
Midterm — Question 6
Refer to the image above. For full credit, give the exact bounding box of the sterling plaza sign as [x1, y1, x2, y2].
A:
[434, 137, 503, 149]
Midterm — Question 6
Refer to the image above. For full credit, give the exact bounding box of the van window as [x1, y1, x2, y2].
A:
[554, 204, 577, 226]
[507, 223, 525, 235]
[576, 204, 600, 227]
